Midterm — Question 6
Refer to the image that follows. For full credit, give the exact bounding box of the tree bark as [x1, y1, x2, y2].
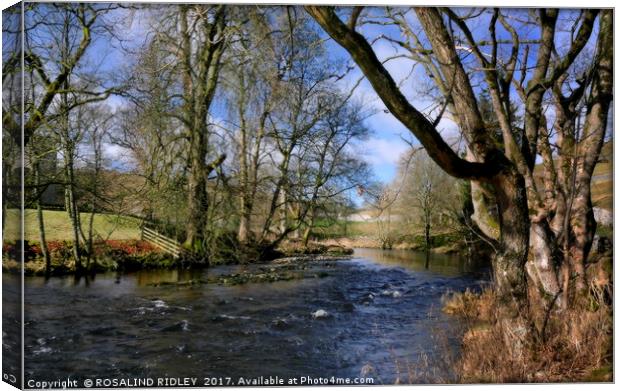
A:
[65, 152, 82, 271]
[489, 170, 529, 309]
[185, 129, 209, 249]
[424, 220, 431, 252]
[470, 181, 500, 241]
[302, 210, 315, 247]
[34, 160, 51, 273]
[235, 73, 253, 244]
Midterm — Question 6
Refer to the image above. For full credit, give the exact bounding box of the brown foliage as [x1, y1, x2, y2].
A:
[442, 284, 612, 383]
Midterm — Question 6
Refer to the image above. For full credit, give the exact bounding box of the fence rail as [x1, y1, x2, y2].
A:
[141, 226, 184, 258]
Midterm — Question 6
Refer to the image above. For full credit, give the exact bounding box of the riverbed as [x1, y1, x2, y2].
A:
[15, 248, 489, 385]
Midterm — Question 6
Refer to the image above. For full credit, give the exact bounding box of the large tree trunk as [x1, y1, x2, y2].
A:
[567, 187, 595, 299]
[62, 142, 83, 271]
[470, 181, 500, 241]
[185, 129, 209, 250]
[534, 10, 612, 310]
[180, 5, 226, 255]
[487, 168, 533, 355]
[527, 221, 562, 310]
[489, 169, 530, 310]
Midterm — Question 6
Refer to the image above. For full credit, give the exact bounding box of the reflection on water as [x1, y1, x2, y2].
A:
[21, 249, 488, 385]
[354, 248, 489, 276]
[133, 269, 204, 287]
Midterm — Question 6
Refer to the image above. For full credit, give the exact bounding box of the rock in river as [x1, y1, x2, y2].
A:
[381, 290, 402, 298]
[271, 318, 291, 330]
[311, 309, 329, 319]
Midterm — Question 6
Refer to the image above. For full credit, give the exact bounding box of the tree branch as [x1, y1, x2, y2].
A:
[305, 6, 501, 180]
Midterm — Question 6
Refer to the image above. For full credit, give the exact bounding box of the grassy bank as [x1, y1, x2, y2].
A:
[2, 209, 150, 275]
[2, 239, 179, 276]
[3, 209, 142, 242]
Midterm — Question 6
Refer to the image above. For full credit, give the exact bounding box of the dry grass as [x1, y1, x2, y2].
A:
[442, 284, 613, 383]
[591, 179, 613, 210]
[276, 239, 353, 255]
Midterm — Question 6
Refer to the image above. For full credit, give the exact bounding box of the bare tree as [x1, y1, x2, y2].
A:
[299, 97, 371, 247]
[254, 8, 345, 247]
[115, 32, 190, 238]
[146, 4, 230, 254]
[220, 6, 281, 244]
[16, 3, 121, 148]
[396, 150, 457, 252]
[82, 106, 113, 270]
[2, 5, 22, 237]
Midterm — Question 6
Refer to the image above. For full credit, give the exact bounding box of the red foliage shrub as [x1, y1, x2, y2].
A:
[3, 239, 160, 262]
[102, 240, 159, 255]
[29, 243, 42, 255]
[47, 241, 67, 252]
[2, 243, 13, 254]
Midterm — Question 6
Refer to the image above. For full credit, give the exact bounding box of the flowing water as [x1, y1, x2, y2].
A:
[8, 248, 489, 385]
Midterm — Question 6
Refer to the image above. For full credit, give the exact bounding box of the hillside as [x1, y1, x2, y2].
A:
[533, 141, 612, 210]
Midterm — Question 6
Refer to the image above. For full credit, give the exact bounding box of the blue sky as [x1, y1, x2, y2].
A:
[320, 19, 447, 184]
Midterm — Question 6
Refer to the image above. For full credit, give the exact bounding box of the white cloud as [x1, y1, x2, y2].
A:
[103, 143, 134, 171]
[357, 136, 410, 167]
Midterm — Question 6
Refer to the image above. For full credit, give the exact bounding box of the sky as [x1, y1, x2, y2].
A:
[319, 18, 461, 184]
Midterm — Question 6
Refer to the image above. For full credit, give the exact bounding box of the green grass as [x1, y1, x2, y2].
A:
[310, 220, 378, 239]
[3, 209, 141, 242]
[346, 221, 381, 236]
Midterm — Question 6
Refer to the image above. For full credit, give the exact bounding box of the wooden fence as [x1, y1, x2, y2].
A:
[141, 225, 184, 258]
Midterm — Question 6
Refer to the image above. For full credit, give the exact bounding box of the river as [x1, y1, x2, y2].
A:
[9, 248, 489, 385]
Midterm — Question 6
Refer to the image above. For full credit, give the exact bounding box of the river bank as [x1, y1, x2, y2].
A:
[1, 239, 355, 277]
[317, 234, 489, 256]
[2, 239, 177, 276]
